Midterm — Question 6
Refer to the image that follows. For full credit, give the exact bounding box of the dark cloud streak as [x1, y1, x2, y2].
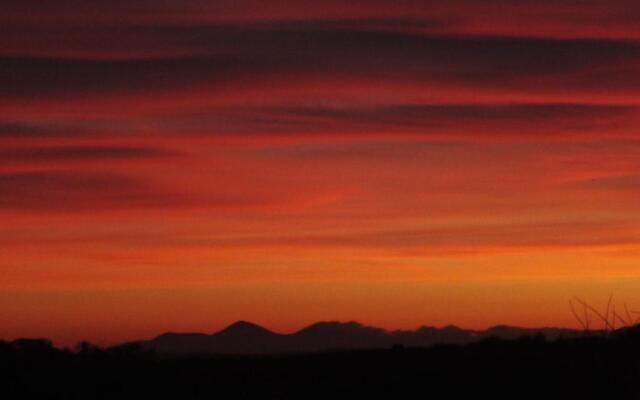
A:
[3, 103, 637, 141]
[145, 103, 640, 139]
[0, 171, 184, 212]
[2, 27, 640, 103]
[0, 145, 179, 163]
[0, 122, 86, 138]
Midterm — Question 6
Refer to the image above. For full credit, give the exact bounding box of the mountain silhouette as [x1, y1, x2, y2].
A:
[215, 320, 276, 337]
[293, 321, 389, 351]
[140, 320, 586, 355]
[3, 324, 639, 399]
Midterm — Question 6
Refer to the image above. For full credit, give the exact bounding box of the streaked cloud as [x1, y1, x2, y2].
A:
[2, 27, 640, 111]
[0, 145, 179, 163]
[2, 0, 640, 344]
[0, 171, 183, 211]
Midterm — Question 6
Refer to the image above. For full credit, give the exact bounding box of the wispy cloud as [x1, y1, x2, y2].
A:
[0, 145, 179, 163]
[2, 27, 640, 111]
[0, 171, 183, 211]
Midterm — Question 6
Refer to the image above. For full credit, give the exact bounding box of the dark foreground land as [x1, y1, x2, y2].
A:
[2, 327, 639, 400]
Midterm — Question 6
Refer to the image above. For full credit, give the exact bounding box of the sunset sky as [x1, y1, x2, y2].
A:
[1, 0, 640, 346]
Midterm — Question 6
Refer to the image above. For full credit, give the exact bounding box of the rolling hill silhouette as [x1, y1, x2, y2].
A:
[2, 324, 639, 399]
[140, 320, 586, 355]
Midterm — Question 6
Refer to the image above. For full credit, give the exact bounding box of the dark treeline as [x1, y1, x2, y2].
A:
[1, 326, 639, 400]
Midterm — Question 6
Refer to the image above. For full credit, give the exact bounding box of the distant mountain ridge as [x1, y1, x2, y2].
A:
[139, 321, 587, 355]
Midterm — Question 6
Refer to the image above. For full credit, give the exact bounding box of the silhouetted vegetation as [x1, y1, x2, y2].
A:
[1, 326, 639, 399]
[570, 295, 640, 333]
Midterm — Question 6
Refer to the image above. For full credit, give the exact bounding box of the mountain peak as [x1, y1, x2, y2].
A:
[142, 321, 589, 355]
[216, 321, 275, 337]
[297, 321, 387, 338]
[305, 320, 362, 328]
